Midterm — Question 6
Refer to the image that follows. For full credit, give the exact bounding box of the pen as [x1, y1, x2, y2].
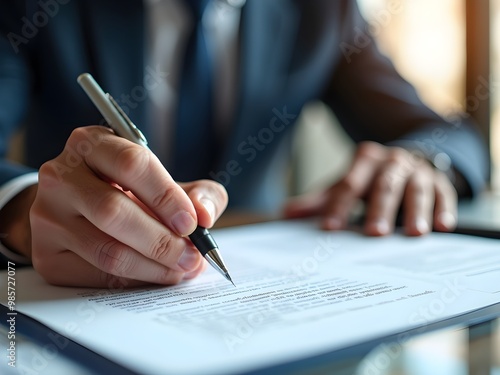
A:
[77, 73, 234, 286]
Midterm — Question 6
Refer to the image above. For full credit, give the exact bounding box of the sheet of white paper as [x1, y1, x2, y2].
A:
[1, 220, 499, 375]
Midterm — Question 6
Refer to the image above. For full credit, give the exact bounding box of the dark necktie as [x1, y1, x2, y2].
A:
[172, 0, 215, 181]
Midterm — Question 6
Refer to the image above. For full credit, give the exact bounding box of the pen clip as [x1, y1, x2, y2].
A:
[107, 94, 148, 146]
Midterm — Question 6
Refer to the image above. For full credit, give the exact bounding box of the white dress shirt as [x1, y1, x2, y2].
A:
[145, 0, 241, 162]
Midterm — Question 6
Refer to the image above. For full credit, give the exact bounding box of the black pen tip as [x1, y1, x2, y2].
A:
[226, 273, 236, 287]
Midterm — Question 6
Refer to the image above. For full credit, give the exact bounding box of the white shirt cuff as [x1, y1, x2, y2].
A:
[0, 173, 38, 265]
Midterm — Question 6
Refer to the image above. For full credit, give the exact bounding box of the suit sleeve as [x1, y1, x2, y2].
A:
[322, 0, 488, 197]
[0, 4, 38, 267]
[0, 2, 37, 186]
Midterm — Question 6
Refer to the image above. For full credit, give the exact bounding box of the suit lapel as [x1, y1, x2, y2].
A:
[238, 0, 299, 103]
[223, 0, 300, 163]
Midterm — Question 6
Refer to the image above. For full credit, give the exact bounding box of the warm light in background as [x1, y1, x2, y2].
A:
[357, 0, 465, 114]
[357, 0, 500, 192]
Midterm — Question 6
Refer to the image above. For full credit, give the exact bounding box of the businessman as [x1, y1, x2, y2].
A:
[0, 0, 488, 287]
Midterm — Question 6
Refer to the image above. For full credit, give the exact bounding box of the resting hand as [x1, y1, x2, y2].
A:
[26, 126, 228, 287]
[284, 141, 457, 236]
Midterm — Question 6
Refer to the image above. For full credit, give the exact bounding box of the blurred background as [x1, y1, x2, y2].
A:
[291, 3, 500, 372]
[291, 0, 500, 196]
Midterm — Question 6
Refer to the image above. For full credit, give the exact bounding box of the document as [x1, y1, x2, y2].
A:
[1, 220, 499, 375]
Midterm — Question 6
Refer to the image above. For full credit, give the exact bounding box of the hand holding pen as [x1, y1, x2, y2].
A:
[78, 73, 234, 285]
[28, 76, 229, 288]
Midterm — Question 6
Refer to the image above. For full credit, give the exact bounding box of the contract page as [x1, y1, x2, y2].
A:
[1, 220, 499, 375]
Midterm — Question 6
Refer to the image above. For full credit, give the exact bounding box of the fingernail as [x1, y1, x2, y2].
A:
[171, 211, 196, 236]
[200, 198, 216, 221]
[438, 212, 456, 230]
[177, 247, 199, 271]
[324, 216, 342, 230]
[374, 218, 390, 235]
[415, 217, 430, 234]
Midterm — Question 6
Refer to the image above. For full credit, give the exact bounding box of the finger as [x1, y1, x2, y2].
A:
[67, 127, 197, 236]
[50, 157, 198, 271]
[402, 167, 434, 236]
[68, 218, 201, 281]
[364, 156, 411, 236]
[180, 180, 229, 228]
[30, 213, 192, 287]
[71, 175, 202, 272]
[322, 142, 386, 230]
[35, 250, 184, 288]
[321, 183, 360, 230]
[433, 171, 458, 232]
[282, 191, 329, 219]
[33, 214, 199, 285]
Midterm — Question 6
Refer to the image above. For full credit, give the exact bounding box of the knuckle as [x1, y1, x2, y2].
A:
[69, 126, 86, 140]
[95, 240, 133, 276]
[92, 192, 126, 232]
[356, 141, 382, 159]
[67, 127, 89, 146]
[67, 126, 109, 150]
[374, 173, 397, 193]
[408, 150, 426, 167]
[114, 146, 150, 182]
[38, 161, 63, 188]
[151, 185, 178, 210]
[387, 147, 409, 164]
[150, 233, 174, 260]
[337, 175, 359, 195]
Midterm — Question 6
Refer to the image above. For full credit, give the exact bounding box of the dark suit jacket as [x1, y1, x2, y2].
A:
[0, 0, 488, 212]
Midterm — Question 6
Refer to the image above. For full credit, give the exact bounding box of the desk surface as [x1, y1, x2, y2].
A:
[1, 315, 498, 375]
[456, 192, 500, 238]
[1, 195, 499, 375]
